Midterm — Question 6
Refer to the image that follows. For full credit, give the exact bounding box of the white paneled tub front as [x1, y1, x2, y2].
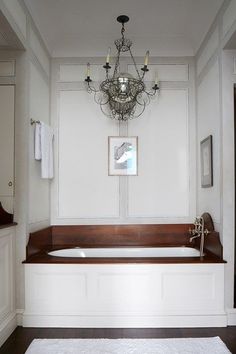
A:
[23, 263, 226, 328]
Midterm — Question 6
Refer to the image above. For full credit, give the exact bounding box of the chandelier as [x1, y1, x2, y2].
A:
[85, 15, 159, 121]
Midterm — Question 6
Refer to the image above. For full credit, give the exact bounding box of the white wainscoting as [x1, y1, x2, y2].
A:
[59, 64, 114, 82]
[52, 59, 194, 224]
[23, 263, 226, 328]
[128, 89, 189, 218]
[128, 64, 189, 82]
[0, 227, 16, 347]
[57, 90, 120, 219]
[197, 60, 221, 224]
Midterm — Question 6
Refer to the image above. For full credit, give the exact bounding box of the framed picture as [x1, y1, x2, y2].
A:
[108, 136, 138, 176]
[200, 135, 213, 188]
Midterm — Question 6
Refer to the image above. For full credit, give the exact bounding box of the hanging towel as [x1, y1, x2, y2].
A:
[34, 122, 54, 179]
[40, 122, 54, 179]
[34, 122, 42, 160]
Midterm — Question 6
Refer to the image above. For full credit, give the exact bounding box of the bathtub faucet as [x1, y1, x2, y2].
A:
[189, 216, 210, 258]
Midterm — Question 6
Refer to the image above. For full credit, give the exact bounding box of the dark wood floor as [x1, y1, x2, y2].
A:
[0, 326, 236, 354]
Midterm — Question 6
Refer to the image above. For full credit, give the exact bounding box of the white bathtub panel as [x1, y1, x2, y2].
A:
[28, 272, 88, 314]
[24, 264, 225, 326]
[95, 272, 161, 315]
[161, 272, 224, 314]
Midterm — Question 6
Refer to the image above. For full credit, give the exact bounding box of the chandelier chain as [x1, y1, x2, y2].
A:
[128, 48, 142, 80]
[113, 47, 121, 79]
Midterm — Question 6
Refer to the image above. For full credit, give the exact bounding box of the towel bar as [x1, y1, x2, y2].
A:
[30, 118, 40, 125]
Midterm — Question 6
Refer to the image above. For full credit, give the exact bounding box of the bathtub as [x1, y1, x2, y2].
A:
[48, 246, 201, 258]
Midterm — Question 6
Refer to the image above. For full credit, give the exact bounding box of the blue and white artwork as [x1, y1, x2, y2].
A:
[109, 137, 137, 175]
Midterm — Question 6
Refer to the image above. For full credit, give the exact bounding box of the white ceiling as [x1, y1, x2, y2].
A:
[24, 0, 224, 57]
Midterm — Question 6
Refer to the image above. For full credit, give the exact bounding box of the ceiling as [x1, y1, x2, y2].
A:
[24, 0, 224, 57]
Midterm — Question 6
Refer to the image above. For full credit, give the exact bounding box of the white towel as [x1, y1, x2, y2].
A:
[34, 122, 54, 179]
[34, 122, 41, 160]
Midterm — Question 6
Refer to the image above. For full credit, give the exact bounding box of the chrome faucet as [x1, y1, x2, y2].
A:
[189, 216, 210, 258]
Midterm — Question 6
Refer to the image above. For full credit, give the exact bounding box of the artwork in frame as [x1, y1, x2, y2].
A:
[108, 136, 138, 176]
[200, 135, 213, 188]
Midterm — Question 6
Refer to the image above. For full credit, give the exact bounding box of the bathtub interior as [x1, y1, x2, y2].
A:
[48, 246, 202, 258]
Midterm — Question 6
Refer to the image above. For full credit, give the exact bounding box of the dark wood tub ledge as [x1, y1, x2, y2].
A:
[24, 219, 225, 264]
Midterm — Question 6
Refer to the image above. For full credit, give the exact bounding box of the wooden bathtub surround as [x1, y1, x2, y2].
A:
[25, 218, 224, 264]
[23, 215, 226, 329]
[26, 226, 52, 258]
[0, 202, 16, 229]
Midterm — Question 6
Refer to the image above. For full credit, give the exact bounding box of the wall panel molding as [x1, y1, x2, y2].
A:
[0, 59, 15, 76]
[51, 58, 195, 224]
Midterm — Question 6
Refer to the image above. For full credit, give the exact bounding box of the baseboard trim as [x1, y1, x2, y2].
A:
[227, 308, 236, 325]
[22, 313, 227, 328]
[16, 309, 24, 326]
[0, 312, 17, 348]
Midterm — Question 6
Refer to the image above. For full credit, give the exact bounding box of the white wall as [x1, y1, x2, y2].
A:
[0, 84, 15, 213]
[28, 61, 50, 231]
[0, 0, 51, 320]
[51, 58, 196, 224]
[196, 0, 236, 317]
[197, 61, 221, 225]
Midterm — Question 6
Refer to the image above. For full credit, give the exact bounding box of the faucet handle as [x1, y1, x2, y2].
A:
[189, 227, 196, 236]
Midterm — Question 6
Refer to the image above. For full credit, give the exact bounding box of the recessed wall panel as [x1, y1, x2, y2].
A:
[0, 60, 15, 76]
[59, 64, 113, 82]
[58, 90, 119, 218]
[197, 61, 221, 223]
[128, 89, 189, 218]
[128, 64, 188, 82]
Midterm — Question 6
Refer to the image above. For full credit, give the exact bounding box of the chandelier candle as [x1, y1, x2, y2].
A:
[86, 63, 90, 78]
[84, 15, 159, 121]
[144, 50, 149, 66]
[106, 47, 111, 65]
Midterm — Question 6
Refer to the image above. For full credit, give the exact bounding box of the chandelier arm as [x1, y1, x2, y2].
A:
[93, 91, 110, 105]
[136, 93, 150, 107]
[100, 103, 116, 119]
[145, 89, 159, 97]
[86, 82, 100, 94]
[132, 100, 146, 118]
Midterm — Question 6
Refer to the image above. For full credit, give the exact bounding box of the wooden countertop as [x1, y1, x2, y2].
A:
[0, 222, 17, 230]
